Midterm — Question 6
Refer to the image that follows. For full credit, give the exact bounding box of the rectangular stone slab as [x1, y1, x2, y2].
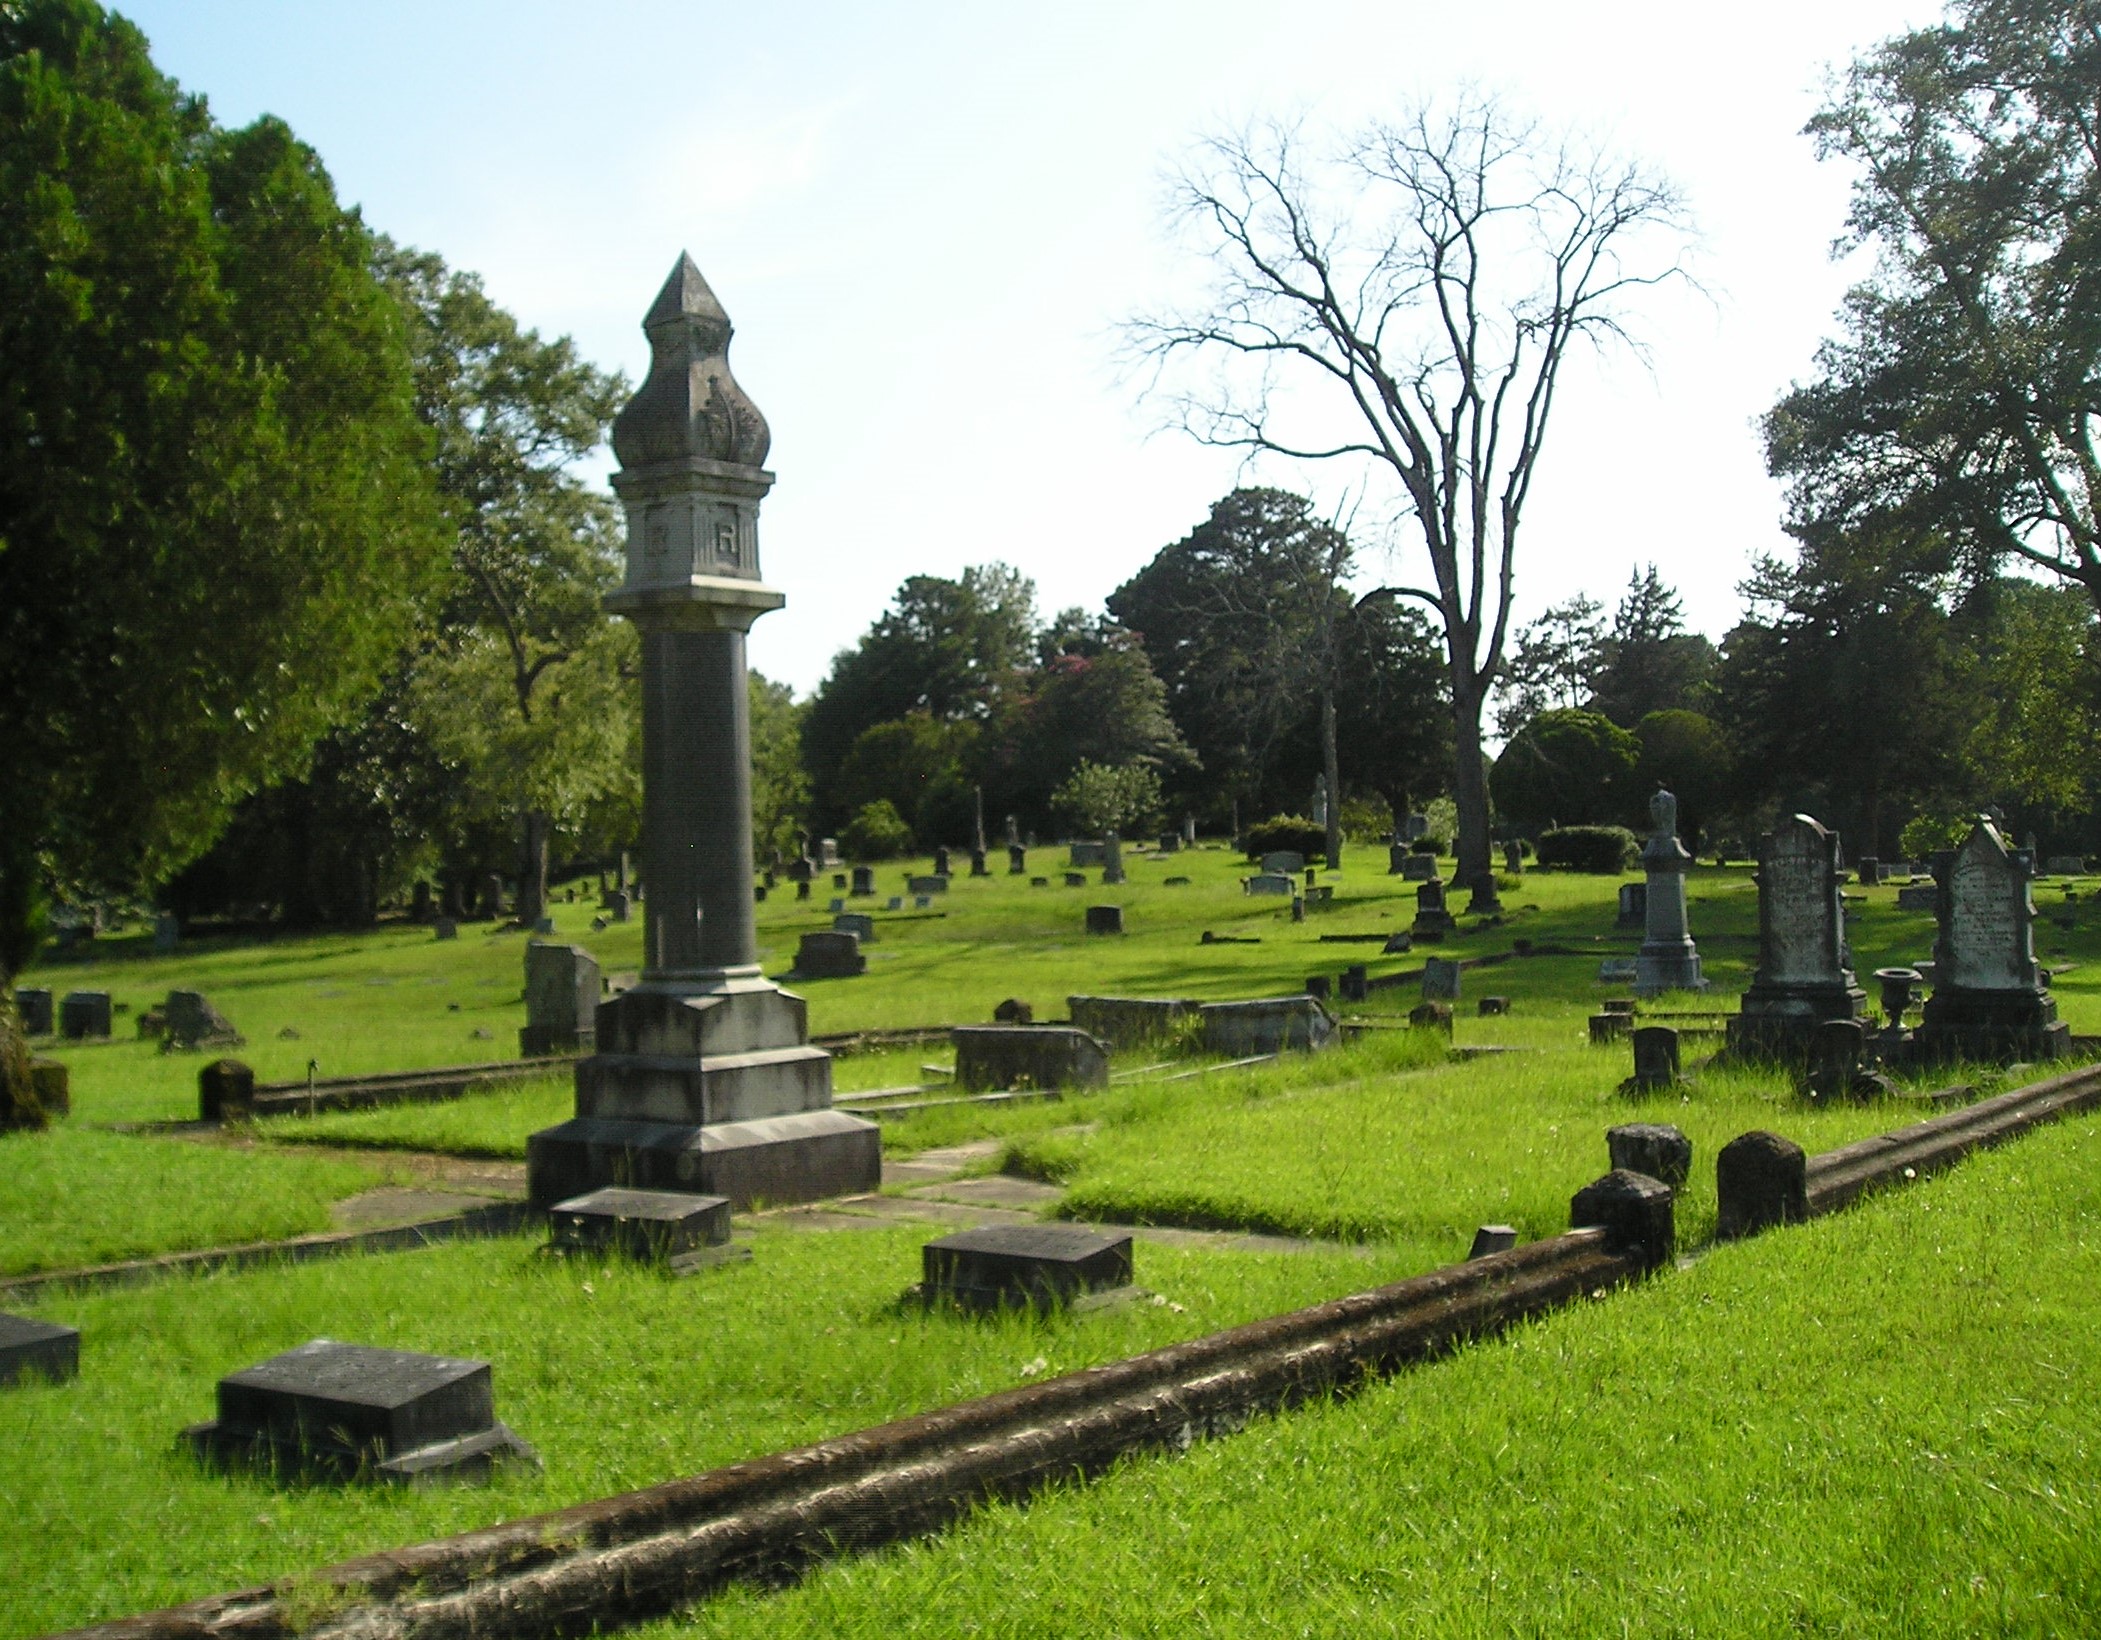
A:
[923, 1224, 1134, 1308]
[549, 1187, 730, 1259]
[0, 1313, 80, 1387]
[213, 1340, 495, 1458]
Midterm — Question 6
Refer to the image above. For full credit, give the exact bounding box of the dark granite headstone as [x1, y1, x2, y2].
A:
[1064, 871, 1088, 888]
[1304, 975, 1331, 1001]
[1466, 871, 1502, 915]
[1477, 996, 1510, 1016]
[1339, 964, 1368, 1003]
[832, 912, 876, 943]
[1589, 1012, 1630, 1045]
[1607, 1122, 1692, 1188]
[0, 1314, 80, 1387]
[951, 1025, 1109, 1091]
[1467, 1225, 1518, 1259]
[1716, 1130, 1808, 1239]
[59, 991, 111, 1040]
[1569, 1169, 1675, 1268]
[922, 1223, 1133, 1310]
[1421, 957, 1461, 1000]
[907, 875, 948, 895]
[1806, 1017, 1866, 1099]
[932, 847, 952, 878]
[521, 944, 600, 1056]
[1409, 1001, 1454, 1034]
[433, 917, 459, 941]
[1616, 883, 1647, 927]
[795, 880, 811, 901]
[795, 931, 866, 978]
[1260, 850, 1305, 876]
[850, 867, 875, 897]
[1085, 905, 1125, 935]
[1008, 845, 1027, 875]
[198, 1058, 256, 1121]
[1625, 1025, 1682, 1092]
[970, 849, 990, 877]
[548, 1187, 732, 1263]
[15, 988, 53, 1036]
[1383, 931, 1412, 954]
[992, 997, 1034, 1025]
[182, 1339, 537, 1483]
[1401, 854, 1436, 882]
[163, 990, 242, 1051]
[1411, 880, 1455, 941]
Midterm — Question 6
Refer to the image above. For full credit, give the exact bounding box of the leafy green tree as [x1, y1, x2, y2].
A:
[749, 670, 811, 868]
[0, 0, 445, 1102]
[1329, 598, 1454, 833]
[1051, 761, 1165, 837]
[379, 242, 628, 923]
[1633, 710, 1733, 853]
[1489, 710, 1640, 832]
[1767, 0, 2101, 616]
[803, 565, 1037, 824]
[834, 714, 981, 849]
[1590, 566, 1717, 726]
[1954, 578, 2101, 845]
[1494, 595, 1605, 737]
[989, 629, 1195, 822]
[840, 800, 913, 862]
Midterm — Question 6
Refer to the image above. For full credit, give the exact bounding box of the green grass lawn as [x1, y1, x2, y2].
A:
[662, 1111, 2101, 1639]
[0, 1226, 1393, 1636]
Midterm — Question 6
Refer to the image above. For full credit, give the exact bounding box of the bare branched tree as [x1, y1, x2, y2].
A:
[1130, 97, 1691, 882]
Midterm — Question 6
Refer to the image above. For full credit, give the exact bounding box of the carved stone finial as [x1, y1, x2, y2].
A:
[611, 253, 771, 470]
[1649, 787, 1677, 838]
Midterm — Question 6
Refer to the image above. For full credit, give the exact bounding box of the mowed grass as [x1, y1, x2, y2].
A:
[661, 1112, 2101, 1640]
[0, 1225, 1394, 1637]
[0, 1128, 380, 1277]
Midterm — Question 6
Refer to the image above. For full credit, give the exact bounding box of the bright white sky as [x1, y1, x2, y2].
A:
[121, 0, 1937, 695]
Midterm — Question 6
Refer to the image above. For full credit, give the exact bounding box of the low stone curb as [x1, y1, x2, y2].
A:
[53, 1224, 1654, 1640]
[0, 1203, 539, 1302]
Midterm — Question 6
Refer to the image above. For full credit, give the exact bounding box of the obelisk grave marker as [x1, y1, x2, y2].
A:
[526, 255, 879, 1210]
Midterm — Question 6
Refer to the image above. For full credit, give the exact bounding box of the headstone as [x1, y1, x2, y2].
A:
[887, 895, 905, 910]
[1615, 883, 1647, 927]
[922, 1224, 1133, 1310]
[58, 991, 111, 1041]
[827, 896, 845, 913]
[1403, 813, 1429, 841]
[1856, 856, 1882, 885]
[1064, 871, 1088, 888]
[1101, 831, 1126, 886]
[794, 931, 866, 978]
[1067, 996, 1203, 1049]
[1466, 870, 1502, 916]
[1157, 832, 1180, 854]
[519, 944, 600, 1056]
[1069, 841, 1106, 868]
[831, 873, 848, 891]
[1304, 975, 1331, 1001]
[434, 917, 459, 941]
[1569, 1170, 1675, 1269]
[795, 880, 811, 901]
[1199, 996, 1336, 1055]
[1729, 814, 1867, 1059]
[1633, 789, 1707, 996]
[1477, 996, 1509, 1016]
[832, 912, 876, 943]
[951, 1025, 1110, 1092]
[1715, 1130, 1808, 1240]
[1420, 958, 1461, 1001]
[907, 874, 948, 895]
[1383, 931, 1412, 954]
[1387, 843, 1411, 875]
[1245, 873, 1294, 896]
[992, 997, 1034, 1025]
[1896, 884, 1937, 912]
[1468, 1225, 1518, 1259]
[1624, 1025, 1682, 1093]
[181, 1339, 537, 1483]
[850, 867, 875, 896]
[1914, 818, 2069, 1063]
[15, 989, 53, 1036]
[914, 894, 932, 909]
[1411, 879, 1455, 941]
[1502, 840, 1523, 875]
[198, 1058, 255, 1120]
[548, 1187, 733, 1265]
[1339, 964, 1368, 1003]
[162, 991, 242, 1051]
[1030, 877, 1049, 888]
[818, 837, 843, 869]
[1008, 844, 1027, 875]
[480, 873, 506, 920]
[1804, 1016, 1881, 1100]
[411, 880, 434, 922]
[1409, 1001, 1454, 1035]
[1589, 1011, 1631, 1045]
[933, 847, 952, 878]
[1401, 854, 1437, 882]
[785, 856, 815, 884]
[152, 912, 180, 952]
[1606, 1122, 1692, 1188]
[1085, 905, 1125, 936]
[1260, 850, 1306, 876]
[2047, 854, 2085, 876]
[606, 889, 633, 923]
[0, 1314, 80, 1387]
[1598, 958, 1639, 984]
[523, 258, 878, 1214]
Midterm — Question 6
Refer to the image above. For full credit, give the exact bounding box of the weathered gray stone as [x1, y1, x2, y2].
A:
[1401, 854, 1437, 882]
[1260, 850, 1306, 876]
[1716, 1130, 1808, 1239]
[14, 988, 53, 1036]
[932, 847, 952, 878]
[1085, 905, 1125, 936]
[152, 913, 180, 952]
[1245, 873, 1294, 896]
[922, 1224, 1132, 1310]
[850, 867, 875, 896]
[1409, 1001, 1453, 1034]
[548, 1187, 732, 1263]
[1589, 1011, 1631, 1045]
[433, 917, 459, 941]
[1339, 964, 1369, 1003]
[1008, 845, 1027, 875]
[1200, 996, 1336, 1055]
[1569, 1169, 1674, 1268]
[1420, 957, 1462, 1000]
[794, 932, 865, 978]
[1411, 880, 1455, 941]
[528, 1109, 881, 1213]
[951, 1025, 1109, 1092]
[1634, 789, 1706, 996]
[59, 991, 110, 1040]
[1607, 1122, 1692, 1188]
[1915, 819, 2069, 1063]
[832, 912, 876, 943]
[0, 1314, 80, 1387]
[1624, 1026, 1682, 1092]
[907, 874, 948, 895]
[182, 1339, 536, 1484]
[1730, 814, 1866, 1059]
[1616, 883, 1647, 927]
[1068, 841, 1106, 868]
[1067, 996, 1202, 1049]
[520, 945, 599, 1057]
[1896, 884, 1937, 911]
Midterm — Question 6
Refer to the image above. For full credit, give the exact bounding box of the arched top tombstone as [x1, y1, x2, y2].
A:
[1753, 814, 1852, 991]
[1937, 817, 2039, 992]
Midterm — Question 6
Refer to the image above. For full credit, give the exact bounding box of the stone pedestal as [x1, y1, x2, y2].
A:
[1914, 820, 2070, 1064]
[1633, 790, 1706, 996]
[525, 254, 876, 1213]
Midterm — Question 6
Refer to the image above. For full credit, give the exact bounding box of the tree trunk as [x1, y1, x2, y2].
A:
[1449, 678, 1492, 887]
[1320, 688, 1342, 871]
[0, 991, 34, 1130]
[518, 810, 551, 926]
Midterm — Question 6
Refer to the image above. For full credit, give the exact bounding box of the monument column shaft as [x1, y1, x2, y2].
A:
[640, 625, 757, 977]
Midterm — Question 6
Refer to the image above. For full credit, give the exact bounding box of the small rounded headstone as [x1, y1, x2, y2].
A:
[198, 1058, 256, 1121]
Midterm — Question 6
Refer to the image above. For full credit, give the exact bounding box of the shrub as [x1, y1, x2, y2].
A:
[1898, 811, 1975, 860]
[1051, 761, 1163, 836]
[1537, 825, 1640, 873]
[841, 800, 913, 861]
[1409, 835, 1448, 856]
[1243, 815, 1327, 861]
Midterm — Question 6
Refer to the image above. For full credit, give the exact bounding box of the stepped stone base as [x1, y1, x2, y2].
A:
[1728, 982, 1867, 1061]
[1911, 988, 2069, 1066]
[527, 1109, 880, 1211]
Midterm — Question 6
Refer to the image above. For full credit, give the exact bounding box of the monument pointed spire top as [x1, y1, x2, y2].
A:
[612, 251, 769, 470]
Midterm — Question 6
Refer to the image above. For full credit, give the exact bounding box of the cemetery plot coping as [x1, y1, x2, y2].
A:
[0, 1314, 80, 1387]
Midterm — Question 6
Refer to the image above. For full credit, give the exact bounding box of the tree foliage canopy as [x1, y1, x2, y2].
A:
[0, 0, 445, 964]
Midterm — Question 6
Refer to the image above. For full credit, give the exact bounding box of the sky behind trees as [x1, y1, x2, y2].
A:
[119, 0, 1933, 693]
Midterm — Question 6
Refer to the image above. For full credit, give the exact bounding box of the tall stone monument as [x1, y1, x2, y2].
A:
[1913, 818, 2068, 1063]
[526, 255, 880, 1210]
[1633, 788, 1705, 996]
[1729, 813, 1866, 1058]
